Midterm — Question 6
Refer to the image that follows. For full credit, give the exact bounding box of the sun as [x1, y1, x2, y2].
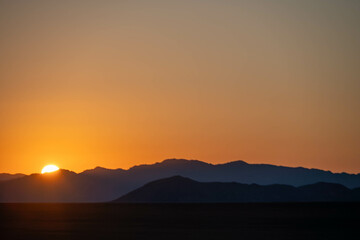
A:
[41, 165, 60, 174]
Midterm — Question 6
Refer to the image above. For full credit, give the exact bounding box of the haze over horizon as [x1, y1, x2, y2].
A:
[1, 0, 360, 174]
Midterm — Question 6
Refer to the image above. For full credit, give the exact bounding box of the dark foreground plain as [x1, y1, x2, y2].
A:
[1, 203, 359, 240]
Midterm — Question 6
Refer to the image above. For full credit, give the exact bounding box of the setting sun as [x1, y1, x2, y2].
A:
[41, 165, 60, 174]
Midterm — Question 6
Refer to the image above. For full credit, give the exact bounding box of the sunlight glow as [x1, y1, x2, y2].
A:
[41, 165, 60, 174]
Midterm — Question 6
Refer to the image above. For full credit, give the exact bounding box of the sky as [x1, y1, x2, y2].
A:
[0, 0, 359, 174]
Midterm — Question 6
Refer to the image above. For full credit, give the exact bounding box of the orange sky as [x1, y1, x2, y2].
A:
[1, 0, 360, 174]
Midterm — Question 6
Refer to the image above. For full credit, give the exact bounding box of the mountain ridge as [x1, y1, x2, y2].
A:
[0, 173, 26, 182]
[82, 159, 355, 175]
[115, 176, 360, 203]
[1, 159, 360, 202]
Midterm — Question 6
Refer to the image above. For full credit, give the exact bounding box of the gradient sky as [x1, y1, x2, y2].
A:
[1, 0, 360, 174]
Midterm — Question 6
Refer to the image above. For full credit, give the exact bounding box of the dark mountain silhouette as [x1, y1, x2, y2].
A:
[0, 170, 111, 202]
[83, 159, 360, 187]
[0, 173, 25, 182]
[298, 182, 353, 201]
[1, 159, 360, 202]
[115, 176, 360, 203]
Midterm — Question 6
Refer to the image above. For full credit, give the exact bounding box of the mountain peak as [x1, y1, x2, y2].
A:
[81, 166, 125, 175]
[300, 182, 350, 191]
[148, 175, 196, 185]
[221, 160, 248, 166]
[161, 159, 210, 166]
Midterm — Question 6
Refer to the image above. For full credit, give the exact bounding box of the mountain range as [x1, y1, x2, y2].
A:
[1, 159, 360, 202]
[0, 173, 25, 182]
[115, 176, 360, 202]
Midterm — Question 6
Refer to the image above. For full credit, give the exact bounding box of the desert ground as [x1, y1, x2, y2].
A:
[1, 203, 359, 239]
